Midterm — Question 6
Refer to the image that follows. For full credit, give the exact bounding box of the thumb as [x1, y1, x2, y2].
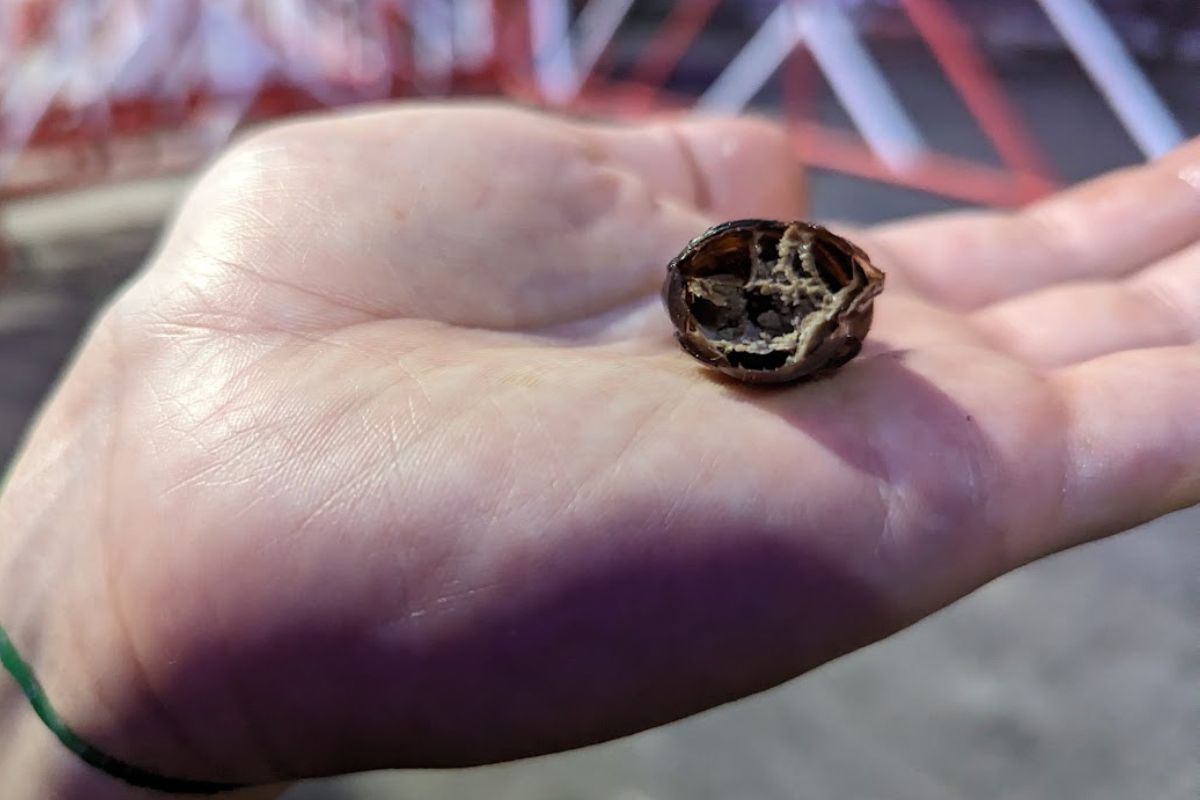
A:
[591, 115, 807, 220]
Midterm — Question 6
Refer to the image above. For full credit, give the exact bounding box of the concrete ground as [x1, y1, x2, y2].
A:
[1, 52, 1196, 800]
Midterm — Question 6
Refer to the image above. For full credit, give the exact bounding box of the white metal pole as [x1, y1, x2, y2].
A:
[699, 1, 925, 171]
[800, 2, 925, 170]
[572, 0, 638, 93]
[529, 0, 577, 104]
[1035, 0, 1184, 158]
[696, 3, 801, 115]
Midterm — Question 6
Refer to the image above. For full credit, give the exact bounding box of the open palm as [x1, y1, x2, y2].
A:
[2, 104, 1196, 794]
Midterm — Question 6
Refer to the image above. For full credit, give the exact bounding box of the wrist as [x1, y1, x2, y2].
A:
[0, 528, 291, 800]
[0, 712, 286, 800]
[0, 664, 107, 799]
[0, 317, 289, 799]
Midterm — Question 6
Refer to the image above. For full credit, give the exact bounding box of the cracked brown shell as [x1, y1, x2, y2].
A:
[663, 219, 885, 384]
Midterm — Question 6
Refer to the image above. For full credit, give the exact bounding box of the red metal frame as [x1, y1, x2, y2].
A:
[898, 0, 1057, 200]
[2, 0, 1060, 209]
[566, 1, 1055, 207]
[587, 0, 723, 113]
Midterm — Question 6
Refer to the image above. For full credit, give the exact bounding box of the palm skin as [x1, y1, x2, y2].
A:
[0, 104, 1196, 795]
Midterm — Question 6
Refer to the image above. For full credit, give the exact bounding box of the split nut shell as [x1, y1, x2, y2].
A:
[663, 219, 885, 384]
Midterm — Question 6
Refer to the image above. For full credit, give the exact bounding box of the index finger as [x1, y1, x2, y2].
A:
[868, 137, 1200, 310]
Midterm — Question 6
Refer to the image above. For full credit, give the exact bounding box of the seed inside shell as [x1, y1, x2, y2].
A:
[663, 219, 885, 384]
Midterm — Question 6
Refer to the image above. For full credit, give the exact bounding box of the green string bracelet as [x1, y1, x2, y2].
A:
[0, 622, 246, 795]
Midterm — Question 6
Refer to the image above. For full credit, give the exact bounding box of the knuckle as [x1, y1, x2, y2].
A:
[203, 128, 299, 190]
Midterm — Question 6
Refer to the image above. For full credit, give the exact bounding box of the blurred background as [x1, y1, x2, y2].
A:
[1, 1, 1197, 798]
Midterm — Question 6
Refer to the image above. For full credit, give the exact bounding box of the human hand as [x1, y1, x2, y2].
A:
[1, 104, 1196, 797]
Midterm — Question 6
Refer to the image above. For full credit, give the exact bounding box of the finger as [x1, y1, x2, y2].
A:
[590, 115, 805, 220]
[1033, 346, 1200, 562]
[864, 294, 993, 354]
[972, 244, 1200, 367]
[870, 137, 1200, 310]
[148, 104, 801, 333]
